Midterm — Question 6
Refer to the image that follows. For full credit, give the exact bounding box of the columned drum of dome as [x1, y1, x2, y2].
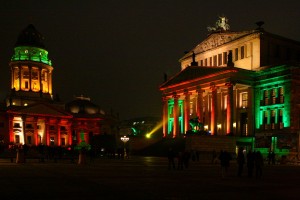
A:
[7, 24, 54, 106]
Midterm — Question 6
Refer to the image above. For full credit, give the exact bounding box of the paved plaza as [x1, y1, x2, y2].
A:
[0, 156, 299, 200]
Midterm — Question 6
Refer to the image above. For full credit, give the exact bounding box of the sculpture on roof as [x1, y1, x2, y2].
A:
[207, 16, 230, 32]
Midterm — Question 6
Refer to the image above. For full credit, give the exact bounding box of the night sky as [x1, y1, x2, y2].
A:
[1, 0, 300, 120]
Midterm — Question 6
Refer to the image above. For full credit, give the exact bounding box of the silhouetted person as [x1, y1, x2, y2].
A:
[167, 148, 176, 170]
[255, 151, 264, 179]
[219, 150, 232, 178]
[271, 151, 276, 165]
[247, 150, 255, 177]
[177, 151, 184, 170]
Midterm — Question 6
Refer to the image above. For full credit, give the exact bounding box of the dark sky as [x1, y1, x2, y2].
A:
[1, 0, 300, 120]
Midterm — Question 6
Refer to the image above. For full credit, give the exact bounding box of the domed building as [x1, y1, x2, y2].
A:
[0, 24, 119, 149]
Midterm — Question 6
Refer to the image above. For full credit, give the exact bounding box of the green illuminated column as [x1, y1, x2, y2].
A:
[162, 96, 168, 137]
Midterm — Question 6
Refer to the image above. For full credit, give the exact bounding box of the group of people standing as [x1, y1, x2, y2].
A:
[236, 148, 264, 179]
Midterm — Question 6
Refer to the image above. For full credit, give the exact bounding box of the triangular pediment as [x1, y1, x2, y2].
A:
[194, 31, 255, 53]
[8, 103, 72, 118]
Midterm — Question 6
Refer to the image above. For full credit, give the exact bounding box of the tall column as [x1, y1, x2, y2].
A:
[184, 91, 190, 133]
[226, 82, 234, 135]
[19, 66, 22, 90]
[210, 83, 218, 135]
[45, 119, 50, 146]
[67, 122, 72, 145]
[21, 115, 26, 144]
[196, 89, 204, 123]
[11, 67, 14, 89]
[39, 67, 43, 93]
[49, 71, 52, 95]
[57, 123, 61, 146]
[173, 94, 179, 138]
[9, 115, 14, 143]
[29, 66, 32, 91]
[162, 96, 168, 138]
[34, 117, 39, 146]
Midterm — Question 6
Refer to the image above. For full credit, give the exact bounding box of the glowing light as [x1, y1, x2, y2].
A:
[204, 125, 208, 130]
[145, 121, 163, 138]
[233, 122, 236, 128]
[217, 124, 221, 129]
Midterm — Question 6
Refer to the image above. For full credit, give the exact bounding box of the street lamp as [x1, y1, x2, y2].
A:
[120, 135, 129, 158]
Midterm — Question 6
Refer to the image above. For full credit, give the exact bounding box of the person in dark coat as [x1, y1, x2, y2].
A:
[236, 148, 245, 177]
[247, 150, 255, 177]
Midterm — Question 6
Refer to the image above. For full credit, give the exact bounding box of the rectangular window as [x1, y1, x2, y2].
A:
[61, 138, 66, 146]
[241, 92, 248, 108]
[27, 136, 32, 145]
[271, 110, 276, 129]
[200, 60, 203, 66]
[218, 54, 222, 66]
[279, 87, 284, 103]
[264, 111, 268, 130]
[25, 81, 29, 89]
[223, 52, 228, 64]
[235, 48, 238, 61]
[205, 58, 207, 66]
[271, 88, 276, 104]
[209, 57, 212, 66]
[241, 46, 245, 59]
[264, 90, 269, 105]
[278, 109, 283, 129]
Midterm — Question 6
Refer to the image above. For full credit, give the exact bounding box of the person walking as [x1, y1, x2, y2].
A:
[247, 150, 255, 177]
[219, 150, 231, 178]
[236, 148, 245, 177]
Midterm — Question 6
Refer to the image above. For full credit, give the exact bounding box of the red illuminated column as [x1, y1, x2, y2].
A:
[226, 82, 234, 135]
[45, 119, 50, 146]
[57, 123, 61, 146]
[9, 116, 14, 143]
[210, 83, 218, 135]
[67, 122, 72, 145]
[184, 91, 190, 133]
[173, 94, 179, 138]
[162, 96, 168, 138]
[34, 117, 38, 146]
[196, 89, 204, 123]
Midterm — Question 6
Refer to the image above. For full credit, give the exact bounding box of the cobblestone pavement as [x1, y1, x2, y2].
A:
[0, 156, 299, 200]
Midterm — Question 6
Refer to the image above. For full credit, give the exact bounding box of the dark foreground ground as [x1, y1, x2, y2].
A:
[0, 156, 299, 200]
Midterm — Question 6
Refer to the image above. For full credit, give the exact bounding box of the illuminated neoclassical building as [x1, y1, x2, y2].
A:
[160, 18, 300, 157]
[0, 24, 118, 148]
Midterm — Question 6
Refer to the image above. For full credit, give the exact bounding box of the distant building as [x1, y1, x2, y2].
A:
[160, 17, 300, 158]
[0, 24, 118, 148]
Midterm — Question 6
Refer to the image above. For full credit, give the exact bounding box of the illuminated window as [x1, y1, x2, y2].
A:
[278, 109, 283, 129]
[271, 110, 276, 129]
[264, 90, 269, 105]
[264, 111, 268, 130]
[241, 92, 248, 108]
[271, 88, 276, 104]
[235, 48, 238, 61]
[279, 87, 284, 103]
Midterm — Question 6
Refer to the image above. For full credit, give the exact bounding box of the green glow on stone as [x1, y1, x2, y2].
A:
[11, 46, 52, 65]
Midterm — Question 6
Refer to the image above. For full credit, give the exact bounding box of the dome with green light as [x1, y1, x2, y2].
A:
[11, 24, 52, 65]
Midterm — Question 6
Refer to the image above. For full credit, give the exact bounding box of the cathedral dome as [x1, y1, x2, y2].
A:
[15, 24, 46, 48]
[65, 96, 100, 115]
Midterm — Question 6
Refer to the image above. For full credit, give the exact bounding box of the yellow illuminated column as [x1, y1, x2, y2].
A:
[39, 67, 42, 93]
[184, 91, 190, 133]
[162, 96, 168, 138]
[210, 83, 218, 135]
[29, 66, 32, 91]
[57, 123, 61, 146]
[18, 66, 22, 90]
[226, 82, 234, 135]
[173, 94, 179, 138]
